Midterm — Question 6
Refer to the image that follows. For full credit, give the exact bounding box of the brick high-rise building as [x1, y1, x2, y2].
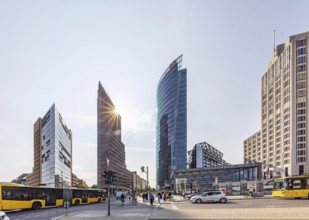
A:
[97, 82, 132, 190]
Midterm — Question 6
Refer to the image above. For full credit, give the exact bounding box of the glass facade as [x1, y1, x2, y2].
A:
[156, 55, 187, 187]
[173, 163, 262, 193]
[196, 146, 203, 168]
[41, 104, 72, 187]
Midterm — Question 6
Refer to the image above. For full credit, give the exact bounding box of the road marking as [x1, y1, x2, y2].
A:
[265, 206, 277, 208]
[171, 203, 179, 210]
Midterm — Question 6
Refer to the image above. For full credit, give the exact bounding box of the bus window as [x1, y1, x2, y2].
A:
[273, 181, 283, 190]
[282, 179, 289, 189]
[293, 180, 301, 189]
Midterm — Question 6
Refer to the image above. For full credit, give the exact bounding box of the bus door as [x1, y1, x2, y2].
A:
[45, 189, 56, 206]
[82, 191, 88, 203]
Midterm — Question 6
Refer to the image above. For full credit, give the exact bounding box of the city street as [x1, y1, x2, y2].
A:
[5, 198, 157, 220]
[5, 196, 309, 220]
[150, 197, 309, 219]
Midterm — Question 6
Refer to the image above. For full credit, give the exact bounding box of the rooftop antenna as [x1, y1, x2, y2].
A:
[273, 29, 276, 56]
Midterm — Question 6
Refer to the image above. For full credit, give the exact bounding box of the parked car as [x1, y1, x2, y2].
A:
[190, 191, 227, 204]
[0, 211, 10, 220]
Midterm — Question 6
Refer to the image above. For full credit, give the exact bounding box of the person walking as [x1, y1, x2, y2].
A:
[157, 192, 162, 203]
[142, 193, 145, 202]
[163, 192, 167, 203]
[120, 193, 125, 206]
[149, 192, 154, 205]
[145, 192, 149, 201]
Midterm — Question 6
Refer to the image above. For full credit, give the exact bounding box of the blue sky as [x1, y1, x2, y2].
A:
[0, 0, 309, 187]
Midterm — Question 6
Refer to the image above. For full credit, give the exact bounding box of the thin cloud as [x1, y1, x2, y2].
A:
[79, 143, 96, 148]
[126, 147, 155, 152]
[122, 109, 155, 134]
[64, 113, 96, 124]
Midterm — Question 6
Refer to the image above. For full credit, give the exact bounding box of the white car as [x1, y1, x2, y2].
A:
[190, 191, 227, 204]
[0, 211, 10, 220]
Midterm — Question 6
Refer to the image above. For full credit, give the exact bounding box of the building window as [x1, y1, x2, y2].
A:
[297, 64, 306, 72]
[299, 165, 304, 175]
[297, 39, 306, 47]
[297, 56, 306, 64]
[298, 48, 306, 55]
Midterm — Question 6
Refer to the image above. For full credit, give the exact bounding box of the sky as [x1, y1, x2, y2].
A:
[0, 0, 309, 188]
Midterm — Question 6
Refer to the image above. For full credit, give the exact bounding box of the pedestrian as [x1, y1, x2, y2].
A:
[120, 193, 125, 206]
[145, 192, 148, 201]
[142, 193, 145, 202]
[163, 192, 166, 202]
[149, 192, 154, 205]
[157, 192, 162, 203]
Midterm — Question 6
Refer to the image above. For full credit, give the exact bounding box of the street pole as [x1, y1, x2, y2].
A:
[146, 166, 149, 190]
[108, 184, 110, 215]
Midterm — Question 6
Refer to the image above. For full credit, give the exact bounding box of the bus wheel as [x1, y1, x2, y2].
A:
[98, 198, 101, 203]
[32, 202, 41, 210]
[75, 200, 80, 205]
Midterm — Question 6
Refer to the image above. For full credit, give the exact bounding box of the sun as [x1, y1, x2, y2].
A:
[114, 105, 123, 116]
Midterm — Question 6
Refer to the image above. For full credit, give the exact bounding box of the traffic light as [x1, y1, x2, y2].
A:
[110, 171, 116, 183]
[102, 171, 111, 184]
[141, 166, 145, 172]
[101, 170, 116, 184]
[102, 170, 109, 179]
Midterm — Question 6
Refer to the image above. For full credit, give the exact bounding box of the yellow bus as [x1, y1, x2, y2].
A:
[71, 188, 105, 205]
[272, 175, 309, 199]
[0, 182, 106, 211]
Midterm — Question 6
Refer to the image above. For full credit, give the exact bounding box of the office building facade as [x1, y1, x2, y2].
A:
[41, 104, 72, 187]
[97, 82, 132, 189]
[172, 163, 262, 194]
[243, 131, 261, 163]
[26, 118, 42, 186]
[156, 55, 187, 188]
[188, 142, 229, 169]
[27, 104, 72, 187]
[244, 31, 309, 177]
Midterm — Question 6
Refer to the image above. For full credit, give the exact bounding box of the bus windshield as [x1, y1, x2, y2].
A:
[273, 180, 284, 190]
[273, 179, 293, 190]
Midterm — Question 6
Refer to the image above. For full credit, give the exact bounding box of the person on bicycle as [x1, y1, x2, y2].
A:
[249, 187, 256, 197]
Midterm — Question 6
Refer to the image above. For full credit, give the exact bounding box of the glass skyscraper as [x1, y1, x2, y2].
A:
[156, 55, 187, 188]
[41, 104, 72, 187]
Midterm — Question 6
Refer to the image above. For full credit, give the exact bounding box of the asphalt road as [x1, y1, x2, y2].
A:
[180, 197, 309, 209]
[6, 203, 104, 220]
[5, 197, 309, 220]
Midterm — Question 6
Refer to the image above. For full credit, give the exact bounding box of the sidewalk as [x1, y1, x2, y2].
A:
[51, 198, 158, 220]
